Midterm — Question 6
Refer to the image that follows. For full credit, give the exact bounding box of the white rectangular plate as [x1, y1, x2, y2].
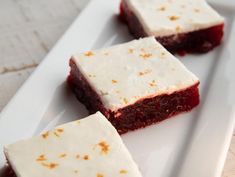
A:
[0, 0, 235, 177]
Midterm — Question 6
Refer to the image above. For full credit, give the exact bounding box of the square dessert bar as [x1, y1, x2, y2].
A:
[4, 112, 142, 177]
[120, 0, 224, 54]
[67, 37, 200, 134]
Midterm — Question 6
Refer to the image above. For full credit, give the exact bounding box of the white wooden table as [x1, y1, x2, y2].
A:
[0, 0, 234, 176]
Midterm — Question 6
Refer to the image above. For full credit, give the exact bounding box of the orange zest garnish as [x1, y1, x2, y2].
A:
[36, 154, 47, 161]
[98, 141, 109, 155]
[41, 162, 59, 169]
[169, 15, 179, 21]
[120, 169, 128, 174]
[112, 80, 118, 84]
[42, 131, 49, 139]
[139, 53, 152, 59]
[84, 51, 94, 57]
[59, 153, 67, 158]
[83, 155, 89, 160]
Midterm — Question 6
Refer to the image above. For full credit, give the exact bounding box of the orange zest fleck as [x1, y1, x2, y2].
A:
[98, 141, 109, 155]
[74, 170, 79, 174]
[76, 154, 80, 159]
[88, 74, 96, 78]
[194, 8, 200, 13]
[158, 6, 166, 11]
[139, 53, 152, 59]
[128, 48, 134, 54]
[176, 25, 181, 32]
[83, 155, 89, 160]
[54, 131, 60, 137]
[138, 69, 152, 76]
[112, 80, 118, 84]
[53, 128, 64, 137]
[100, 91, 109, 96]
[41, 162, 59, 169]
[36, 154, 47, 161]
[169, 15, 180, 21]
[59, 153, 67, 158]
[56, 128, 64, 133]
[97, 173, 104, 177]
[149, 80, 157, 87]
[41, 131, 49, 139]
[84, 51, 94, 57]
[139, 72, 144, 76]
[160, 52, 166, 59]
[123, 98, 128, 104]
[120, 169, 128, 174]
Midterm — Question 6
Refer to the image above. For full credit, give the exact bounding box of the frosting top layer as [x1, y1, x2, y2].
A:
[72, 37, 199, 111]
[125, 0, 224, 37]
[4, 112, 142, 177]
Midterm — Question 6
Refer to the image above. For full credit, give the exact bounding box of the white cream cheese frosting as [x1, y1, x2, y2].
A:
[124, 0, 224, 37]
[72, 37, 199, 111]
[4, 112, 142, 177]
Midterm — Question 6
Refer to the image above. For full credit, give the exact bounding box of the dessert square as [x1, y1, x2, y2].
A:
[67, 37, 200, 134]
[120, 0, 224, 54]
[4, 112, 142, 177]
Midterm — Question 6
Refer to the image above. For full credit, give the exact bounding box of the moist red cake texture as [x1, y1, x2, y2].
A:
[2, 163, 17, 177]
[68, 59, 200, 134]
[119, 2, 224, 55]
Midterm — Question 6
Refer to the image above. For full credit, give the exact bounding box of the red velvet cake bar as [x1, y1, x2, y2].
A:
[68, 37, 200, 134]
[4, 112, 142, 177]
[120, 0, 224, 54]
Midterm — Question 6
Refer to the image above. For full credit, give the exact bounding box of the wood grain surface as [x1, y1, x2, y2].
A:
[0, 0, 234, 176]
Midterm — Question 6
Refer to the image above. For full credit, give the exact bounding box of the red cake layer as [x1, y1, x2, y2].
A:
[1, 163, 16, 177]
[119, 1, 224, 54]
[68, 59, 200, 134]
